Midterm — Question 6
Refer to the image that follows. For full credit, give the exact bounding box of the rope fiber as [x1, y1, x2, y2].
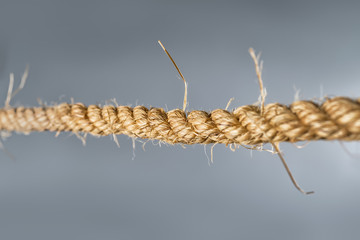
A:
[1, 97, 359, 145]
[1, 43, 357, 195]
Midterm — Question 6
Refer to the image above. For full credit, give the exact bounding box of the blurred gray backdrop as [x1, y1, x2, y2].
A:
[1, 0, 360, 239]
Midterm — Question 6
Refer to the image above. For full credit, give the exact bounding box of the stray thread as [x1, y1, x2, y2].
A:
[158, 40, 188, 112]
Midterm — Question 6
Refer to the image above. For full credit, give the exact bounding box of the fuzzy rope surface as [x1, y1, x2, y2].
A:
[0, 96, 359, 145]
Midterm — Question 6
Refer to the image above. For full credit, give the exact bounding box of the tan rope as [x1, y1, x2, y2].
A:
[1, 97, 359, 145]
[0, 45, 356, 195]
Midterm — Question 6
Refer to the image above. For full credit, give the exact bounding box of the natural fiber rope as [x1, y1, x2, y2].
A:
[2, 45, 356, 195]
[1, 96, 359, 145]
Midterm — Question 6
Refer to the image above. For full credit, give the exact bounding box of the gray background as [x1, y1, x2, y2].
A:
[1, 0, 360, 239]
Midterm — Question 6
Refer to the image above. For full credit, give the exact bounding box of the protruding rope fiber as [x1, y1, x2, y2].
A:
[1, 96, 360, 145]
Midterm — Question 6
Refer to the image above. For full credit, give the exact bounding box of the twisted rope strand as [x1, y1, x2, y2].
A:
[1, 97, 359, 145]
[2, 46, 356, 195]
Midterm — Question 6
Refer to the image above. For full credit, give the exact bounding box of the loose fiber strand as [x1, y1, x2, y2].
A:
[249, 48, 313, 195]
[158, 40, 188, 112]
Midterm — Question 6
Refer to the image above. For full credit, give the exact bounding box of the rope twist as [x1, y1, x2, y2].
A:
[1, 96, 360, 145]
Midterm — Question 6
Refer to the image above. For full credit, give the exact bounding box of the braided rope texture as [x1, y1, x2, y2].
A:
[0, 96, 360, 145]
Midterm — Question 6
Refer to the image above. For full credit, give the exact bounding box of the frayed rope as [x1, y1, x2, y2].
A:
[0, 97, 359, 145]
[2, 42, 357, 195]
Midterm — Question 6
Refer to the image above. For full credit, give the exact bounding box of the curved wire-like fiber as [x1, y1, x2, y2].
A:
[0, 96, 359, 145]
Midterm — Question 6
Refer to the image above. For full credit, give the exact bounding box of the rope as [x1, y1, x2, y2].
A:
[1, 45, 356, 195]
[1, 96, 359, 145]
